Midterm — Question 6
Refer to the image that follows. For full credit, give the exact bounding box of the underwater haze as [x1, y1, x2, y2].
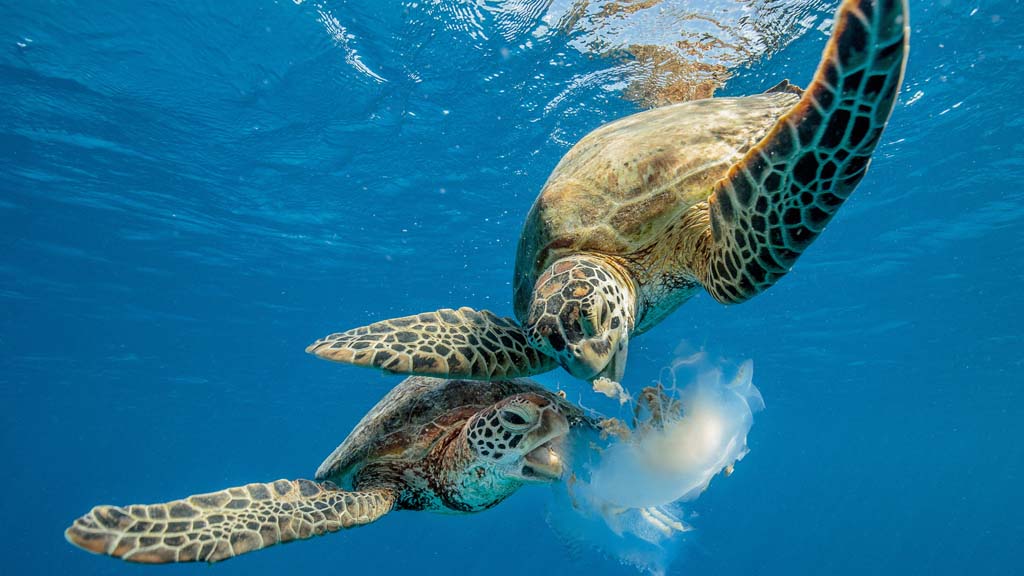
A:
[2, 0, 1022, 574]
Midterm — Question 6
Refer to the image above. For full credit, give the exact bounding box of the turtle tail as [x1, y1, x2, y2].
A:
[65, 479, 396, 563]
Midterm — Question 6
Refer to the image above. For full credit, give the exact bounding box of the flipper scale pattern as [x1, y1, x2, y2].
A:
[703, 0, 909, 303]
[65, 480, 395, 563]
[306, 307, 557, 379]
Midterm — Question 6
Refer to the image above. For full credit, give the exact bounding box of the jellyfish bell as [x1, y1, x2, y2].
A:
[579, 360, 762, 511]
[548, 356, 764, 573]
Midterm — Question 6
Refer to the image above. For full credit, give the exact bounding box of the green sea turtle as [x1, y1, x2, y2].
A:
[307, 0, 909, 385]
[65, 376, 593, 564]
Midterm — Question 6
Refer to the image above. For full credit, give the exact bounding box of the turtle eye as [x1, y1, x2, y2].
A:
[579, 312, 597, 338]
[499, 406, 535, 431]
[580, 301, 607, 338]
[546, 330, 566, 352]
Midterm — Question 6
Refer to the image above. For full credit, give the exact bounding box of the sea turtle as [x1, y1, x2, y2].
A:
[306, 0, 909, 385]
[65, 376, 593, 564]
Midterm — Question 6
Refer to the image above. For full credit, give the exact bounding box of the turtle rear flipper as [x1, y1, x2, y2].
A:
[65, 480, 395, 563]
[307, 307, 557, 379]
[703, 0, 909, 303]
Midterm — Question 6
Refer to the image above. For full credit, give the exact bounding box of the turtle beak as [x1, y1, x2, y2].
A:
[594, 334, 627, 383]
[523, 444, 564, 481]
[567, 329, 628, 383]
[518, 409, 569, 482]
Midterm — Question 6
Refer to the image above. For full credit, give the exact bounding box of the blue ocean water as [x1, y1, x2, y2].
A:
[2, 0, 1021, 574]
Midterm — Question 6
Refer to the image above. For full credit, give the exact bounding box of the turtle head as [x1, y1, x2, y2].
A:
[526, 256, 634, 383]
[465, 393, 570, 482]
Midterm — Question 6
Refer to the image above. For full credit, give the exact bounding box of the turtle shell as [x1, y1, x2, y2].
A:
[315, 376, 588, 486]
[512, 92, 799, 320]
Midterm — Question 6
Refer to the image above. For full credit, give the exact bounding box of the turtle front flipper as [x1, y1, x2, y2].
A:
[65, 479, 395, 563]
[307, 307, 558, 379]
[702, 0, 909, 303]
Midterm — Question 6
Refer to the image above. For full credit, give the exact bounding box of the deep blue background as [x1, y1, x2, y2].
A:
[1, 1, 1021, 574]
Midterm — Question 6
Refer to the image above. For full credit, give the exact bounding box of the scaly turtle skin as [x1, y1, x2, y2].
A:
[65, 377, 592, 564]
[307, 0, 909, 384]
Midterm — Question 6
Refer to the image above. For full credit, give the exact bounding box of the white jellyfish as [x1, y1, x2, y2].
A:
[549, 352, 764, 574]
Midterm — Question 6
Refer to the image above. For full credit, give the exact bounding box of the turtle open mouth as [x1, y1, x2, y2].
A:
[521, 441, 564, 481]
